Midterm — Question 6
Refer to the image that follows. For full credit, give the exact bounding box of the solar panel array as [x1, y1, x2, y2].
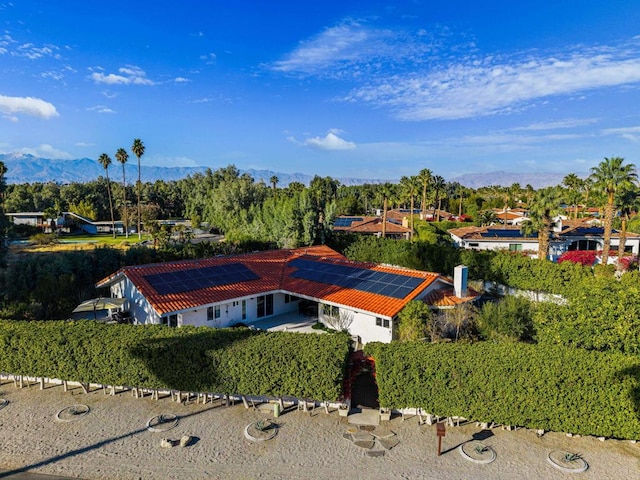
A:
[480, 229, 536, 239]
[333, 217, 363, 227]
[566, 227, 604, 236]
[289, 258, 424, 299]
[144, 262, 259, 295]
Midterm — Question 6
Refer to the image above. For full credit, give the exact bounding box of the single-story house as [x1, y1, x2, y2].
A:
[332, 215, 412, 239]
[448, 221, 640, 261]
[96, 245, 476, 344]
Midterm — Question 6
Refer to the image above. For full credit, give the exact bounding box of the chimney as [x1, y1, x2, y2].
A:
[402, 216, 409, 228]
[454, 265, 468, 298]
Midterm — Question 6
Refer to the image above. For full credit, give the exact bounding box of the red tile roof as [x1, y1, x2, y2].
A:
[424, 286, 480, 308]
[97, 245, 440, 319]
[333, 216, 411, 234]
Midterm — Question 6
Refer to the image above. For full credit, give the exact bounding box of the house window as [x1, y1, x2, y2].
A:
[162, 314, 178, 327]
[207, 306, 214, 321]
[509, 244, 522, 252]
[257, 294, 273, 318]
[383, 319, 390, 328]
[323, 304, 339, 318]
[285, 294, 299, 304]
[214, 305, 221, 319]
[376, 317, 382, 326]
[468, 242, 479, 248]
[242, 300, 246, 320]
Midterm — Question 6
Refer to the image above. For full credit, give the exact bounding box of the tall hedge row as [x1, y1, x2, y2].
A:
[0, 321, 351, 400]
[366, 342, 640, 440]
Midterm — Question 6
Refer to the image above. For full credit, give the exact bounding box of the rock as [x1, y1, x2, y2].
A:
[160, 438, 175, 448]
[598, 437, 605, 442]
[366, 450, 385, 457]
[179, 435, 192, 447]
[379, 437, 400, 450]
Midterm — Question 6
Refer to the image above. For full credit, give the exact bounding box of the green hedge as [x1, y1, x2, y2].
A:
[366, 342, 640, 440]
[0, 321, 351, 400]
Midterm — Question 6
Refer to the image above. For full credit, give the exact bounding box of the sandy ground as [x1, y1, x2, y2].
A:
[0, 381, 639, 480]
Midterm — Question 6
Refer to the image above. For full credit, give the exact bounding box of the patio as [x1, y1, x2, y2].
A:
[246, 311, 323, 334]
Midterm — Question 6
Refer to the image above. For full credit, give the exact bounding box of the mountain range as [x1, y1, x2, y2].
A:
[0, 153, 573, 189]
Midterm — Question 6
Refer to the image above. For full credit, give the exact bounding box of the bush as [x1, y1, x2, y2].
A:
[29, 233, 56, 245]
[365, 341, 640, 440]
[0, 321, 351, 400]
[476, 296, 533, 342]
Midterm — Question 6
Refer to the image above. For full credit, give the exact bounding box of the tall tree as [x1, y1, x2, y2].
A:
[431, 175, 445, 221]
[589, 157, 638, 265]
[562, 173, 583, 219]
[270, 175, 279, 193]
[418, 168, 432, 218]
[521, 187, 562, 260]
[379, 182, 394, 238]
[399, 175, 419, 240]
[616, 185, 639, 264]
[0, 161, 8, 266]
[131, 138, 145, 240]
[115, 147, 129, 238]
[98, 153, 116, 238]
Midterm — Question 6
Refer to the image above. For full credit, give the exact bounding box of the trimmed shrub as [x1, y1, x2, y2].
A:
[366, 341, 640, 440]
[0, 321, 351, 400]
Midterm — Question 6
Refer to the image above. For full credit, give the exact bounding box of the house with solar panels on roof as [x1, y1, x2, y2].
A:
[332, 215, 412, 239]
[448, 220, 640, 261]
[96, 245, 477, 344]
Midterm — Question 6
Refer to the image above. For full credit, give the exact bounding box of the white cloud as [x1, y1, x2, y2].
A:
[271, 20, 445, 79]
[200, 53, 216, 64]
[511, 118, 598, 131]
[0, 94, 58, 120]
[601, 125, 640, 141]
[174, 77, 190, 83]
[87, 105, 115, 114]
[17, 144, 72, 159]
[75, 142, 94, 147]
[345, 44, 640, 120]
[90, 65, 154, 85]
[298, 132, 356, 151]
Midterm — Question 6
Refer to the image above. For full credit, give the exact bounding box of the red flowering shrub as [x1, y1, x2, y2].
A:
[557, 250, 598, 266]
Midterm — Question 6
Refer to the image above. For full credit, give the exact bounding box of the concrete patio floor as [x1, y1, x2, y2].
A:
[246, 311, 323, 334]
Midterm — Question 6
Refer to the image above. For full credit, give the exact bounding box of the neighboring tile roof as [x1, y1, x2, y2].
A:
[448, 225, 538, 241]
[423, 286, 481, 308]
[333, 215, 411, 234]
[97, 245, 440, 318]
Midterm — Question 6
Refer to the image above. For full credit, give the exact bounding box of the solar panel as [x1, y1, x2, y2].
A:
[289, 258, 425, 300]
[333, 217, 364, 227]
[144, 262, 259, 294]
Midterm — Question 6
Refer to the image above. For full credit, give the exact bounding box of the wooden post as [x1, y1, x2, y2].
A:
[436, 422, 446, 456]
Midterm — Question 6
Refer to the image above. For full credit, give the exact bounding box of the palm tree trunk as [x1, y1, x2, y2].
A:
[106, 172, 115, 238]
[122, 165, 128, 239]
[137, 159, 141, 240]
[617, 215, 628, 266]
[382, 197, 387, 238]
[410, 195, 415, 241]
[602, 194, 614, 265]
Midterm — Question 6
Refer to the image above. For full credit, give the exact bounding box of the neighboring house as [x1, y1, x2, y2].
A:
[448, 222, 640, 261]
[332, 215, 412, 240]
[6, 211, 126, 234]
[492, 208, 528, 226]
[96, 245, 476, 344]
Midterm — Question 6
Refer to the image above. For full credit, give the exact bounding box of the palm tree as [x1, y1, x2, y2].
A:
[115, 148, 129, 238]
[616, 185, 639, 263]
[479, 210, 496, 226]
[562, 173, 581, 218]
[589, 157, 638, 265]
[380, 182, 394, 238]
[431, 175, 445, 221]
[399, 175, 419, 240]
[131, 138, 145, 240]
[521, 187, 562, 260]
[98, 153, 116, 238]
[0, 161, 7, 213]
[270, 175, 279, 196]
[418, 168, 432, 218]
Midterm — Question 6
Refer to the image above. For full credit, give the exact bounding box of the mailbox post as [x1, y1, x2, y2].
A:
[436, 422, 446, 456]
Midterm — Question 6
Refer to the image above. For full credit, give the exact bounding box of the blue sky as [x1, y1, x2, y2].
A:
[2, 1, 640, 181]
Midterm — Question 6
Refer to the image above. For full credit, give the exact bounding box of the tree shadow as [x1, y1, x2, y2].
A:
[440, 429, 494, 455]
[0, 406, 213, 478]
[619, 364, 640, 423]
